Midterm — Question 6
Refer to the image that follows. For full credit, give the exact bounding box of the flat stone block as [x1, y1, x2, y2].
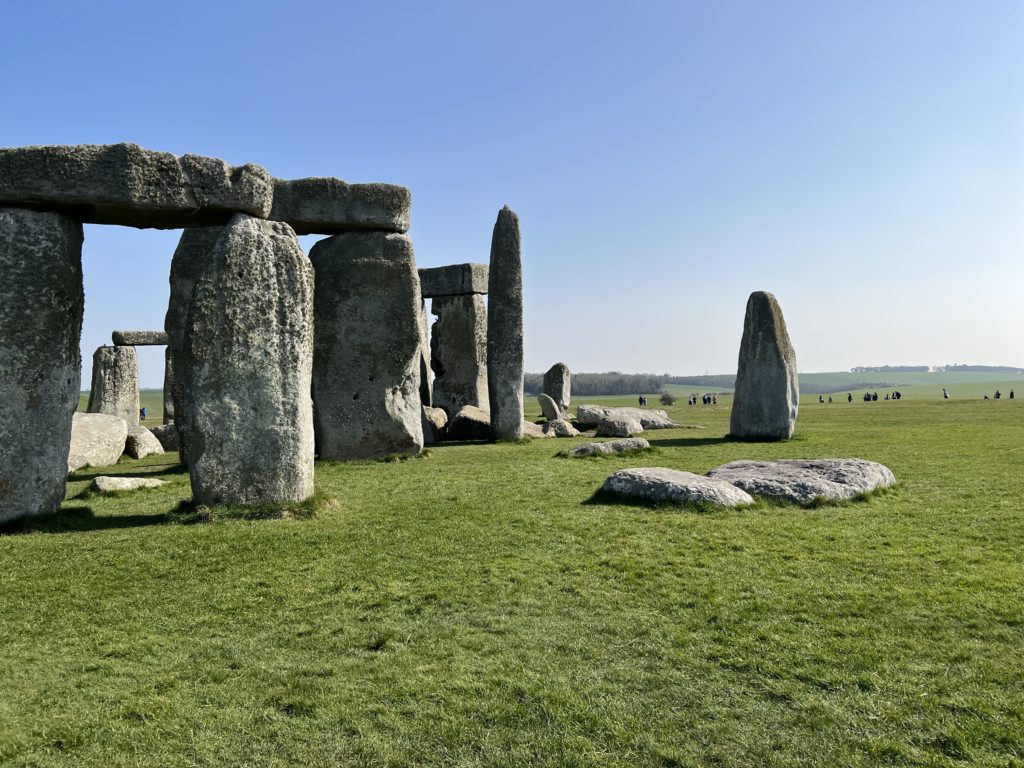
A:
[419, 263, 489, 297]
[112, 330, 168, 346]
[269, 177, 410, 235]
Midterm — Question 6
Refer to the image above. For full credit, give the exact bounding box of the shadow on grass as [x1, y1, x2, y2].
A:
[0, 505, 174, 535]
[67, 462, 188, 482]
[645, 435, 736, 448]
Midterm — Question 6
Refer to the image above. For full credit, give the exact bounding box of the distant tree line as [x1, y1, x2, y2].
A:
[524, 372, 671, 396]
[850, 365, 930, 373]
[934, 364, 1024, 374]
[851, 364, 1024, 374]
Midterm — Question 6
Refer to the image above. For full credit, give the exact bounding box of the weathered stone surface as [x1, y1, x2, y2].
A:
[93, 475, 167, 493]
[68, 413, 127, 472]
[125, 425, 164, 460]
[537, 393, 561, 421]
[707, 459, 896, 504]
[486, 206, 524, 440]
[543, 363, 571, 412]
[570, 438, 651, 457]
[603, 468, 754, 508]
[430, 294, 488, 416]
[112, 330, 168, 345]
[544, 419, 580, 437]
[310, 232, 423, 460]
[522, 421, 553, 438]
[0, 143, 272, 228]
[0, 208, 83, 521]
[86, 346, 139, 426]
[730, 291, 799, 440]
[417, 299, 432, 407]
[149, 424, 180, 453]
[576, 405, 679, 430]
[447, 406, 491, 441]
[418, 263, 489, 298]
[182, 214, 314, 505]
[596, 416, 643, 438]
[162, 347, 174, 424]
[268, 177, 410, 235]
[422, 406, 448, 445]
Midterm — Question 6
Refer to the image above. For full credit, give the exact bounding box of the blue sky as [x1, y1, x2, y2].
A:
[3, 1, 1021, 386]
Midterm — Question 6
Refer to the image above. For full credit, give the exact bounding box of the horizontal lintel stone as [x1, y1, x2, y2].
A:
[112, 330, 168, 346]
[269, 178, 410, 235]
[419, 263, 489, 298]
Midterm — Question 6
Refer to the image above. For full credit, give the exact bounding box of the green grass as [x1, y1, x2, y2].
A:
[2, 393, 1022, 766]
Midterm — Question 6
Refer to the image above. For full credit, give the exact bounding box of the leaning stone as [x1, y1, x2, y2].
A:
[68, 413, 128, 472]
[570, 438, 651, 457]
[576, 405, 678, 430]
[596, 416, 643, 438]
[0, 208, 83, 522]
[149, 424, 180, 453]
[729, 291, 799, 440]
[537, 393, 561, 421]
[421, 406, 448, 445]
[182, 214, 314, 505]
[602, 468, 754, 508]
[707, 459, 896, 505]
[124, 425, 164, 460]
[418, 263, 489, 297]
[309, 232, 423, 459]
[431, 294, 488, 416]
[86, 345, 139, 426]
[0, 143, 272, 228]
[92, 476, 167, 493]
[486, 206, 524, 440]
[544, 419, 580, 437]
[447, 406, 491, 441]
[543, 363, 572, 412]
[268, 177, 410, 235]
[111, 330, 168, 345]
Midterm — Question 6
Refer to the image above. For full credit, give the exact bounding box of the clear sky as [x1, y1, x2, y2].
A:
[3, 1, 1021, 387]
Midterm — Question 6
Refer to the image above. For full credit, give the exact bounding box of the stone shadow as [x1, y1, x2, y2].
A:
[644, 435, 736, 449]
[0, 505, 175, 536]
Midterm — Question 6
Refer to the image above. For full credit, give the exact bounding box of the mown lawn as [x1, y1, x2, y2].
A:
[2, 394, 1022, 766]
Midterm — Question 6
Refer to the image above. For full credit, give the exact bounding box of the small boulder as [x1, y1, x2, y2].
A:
[92, 476, 167, 493]
[707, 459, 896, 504]
[521, 421, 553, 438]
[602, 467, 753, 508]
[577, 405, 678, 430]
[125, 425, 164, 460]
[68, 413, 128, 472]
[596, 416, 643, 437]
[447, 406, 492, 440]
[537, 393, 561, 421]
[149, 424, 180, 453]
[544, 419, 580, 437]
[570, 438, 651, 457]
[422, 405, 448, 444]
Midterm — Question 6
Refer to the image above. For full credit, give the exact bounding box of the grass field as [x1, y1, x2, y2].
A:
[6, 391, 1023, 766]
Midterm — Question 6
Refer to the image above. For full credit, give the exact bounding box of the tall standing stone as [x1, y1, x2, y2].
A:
[309, 232, 424, 460]
[182, 214, 314, 505]
[486, 206, 524, 440]
[86, 346, 139, 426]
[543, 362, 571, 412]
[430, 294, 488, 416]
[162, 347, 174, 424]
[729, 291, 799, 441]
[417, 299, 432, 407]
[0, 208, 83, 522]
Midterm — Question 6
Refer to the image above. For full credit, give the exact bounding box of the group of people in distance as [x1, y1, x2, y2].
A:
[688, 394, 716, 406]
[984, 389, 1014, 400]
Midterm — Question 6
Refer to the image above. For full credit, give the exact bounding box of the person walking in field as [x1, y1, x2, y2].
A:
[848, 393, 853, 403]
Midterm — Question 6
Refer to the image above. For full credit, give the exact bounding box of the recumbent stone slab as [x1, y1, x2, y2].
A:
[112, 330, 168, 346]
[707, 459, 896, 505]
[570, 438, 651, 457]
[125, 425, 164, 460]
[68, 413, 128, 472]
[595, 416, 643, 438]
[431, 294, 488, 417]
[576, 405, 679, 430]
[418, 263, 489, 298]
[269, 177, 410, 235]
[93, 476, 167, 493]
[486, 206, 524, 440]
[543, 362, 571, 412]
[447, 406, 491, 441]
[86, 345, 139, 426]
[603, 468, 754, 508]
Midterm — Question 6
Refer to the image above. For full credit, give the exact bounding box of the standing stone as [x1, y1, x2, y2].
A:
[417, 299, 432, 406]
[182, 214, 314, 505]
[0, 208, 83, 522]
[309, 232, 424, 460]
[537, 393, 561, 421]
[486, 206, 524, 440]
[87, 346, 139, 426]
[729, 291, 799, 440]
[162, 346, 174, 424]
[543, 362, 571, 412]
[430, 294, 488, 416]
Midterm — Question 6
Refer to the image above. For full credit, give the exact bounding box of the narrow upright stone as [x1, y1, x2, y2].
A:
[486, 206, 524, 440]
[162, 347, 174, 425]
[309, 232, 424, 460]
[0, 208, 83, 523]
[417, 299, 432, 406]
[543, 362, 571, 412]
[430, 294, 488, 416]
[86, 346, 140, 426]
[729, 291, 799, 440]
[182, 214, 314, 505]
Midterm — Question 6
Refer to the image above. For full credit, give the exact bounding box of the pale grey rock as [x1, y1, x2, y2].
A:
[0, 208, 83, 522]
[310, 232, 423, 460]
[112, 330, 168, 345]
[421, 405, 448, 445]
[522, 421, 553, 438]
[486, 206, 524, 440]
[86, 345, 139, 426]
[570, 438, 651, 457]
[268, 177, 410, 235]
[537, 393, 561, 421]
[430, 294, 488, 416]
[0, 143, 272, 228]
[707, 459, 896, 504]
[417, 299, 432, 407]
[576, 405, 679, 430]
[182, 214, 314, 505]
[543, 363, 571, 412]
[544, 419, 580, 437]
[418, 263, 489, 297]
[92, 475, 167, 493]
[125, 425, 164, 460]
[595, 416, 643, 438]
[730, 291, 799, 440]
[446, 406, 491, 441]
[603, 468, 754, 508]
[149, 424, 180, 453]
[162, 346, 174, 424]
[68, 413, 127, 472]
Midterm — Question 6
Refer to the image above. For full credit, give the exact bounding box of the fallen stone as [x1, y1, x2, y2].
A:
[522, 421, 553, 438]
[0, 208, 83, 522]
[730, 291, 799, 440]
[544, 419, 580, 437]
[0, 143, 272, 228]
[111, 330, 168, 345]
[602, 468, 754, 508]
[537, 393, 561, 421]
[182, 214, 314, 505]
[577, 405, 679, 430]
[543, 362, 572, 412]
[447, 406, 491, 441]
[486, 206, 524, 440]
[422, 405, 448, 444]
[92, 475, 167, 493]
[86, 345, 139, 425]
[149, 424, 180, 453]
[430, 294, 488, 416]
[125, 425, 164, 460]
[68, 413, 128, 472]
[268, 177, 410, 235]
[570, 438, 651, 457]
[707, 459, 896, 504]
[418, 263, 489, 297]
[596, 416, 643, 437]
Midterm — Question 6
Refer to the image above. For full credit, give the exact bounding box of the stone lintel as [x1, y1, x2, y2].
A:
[112, 330, 168, 346]
[419, 263, 489, 298]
